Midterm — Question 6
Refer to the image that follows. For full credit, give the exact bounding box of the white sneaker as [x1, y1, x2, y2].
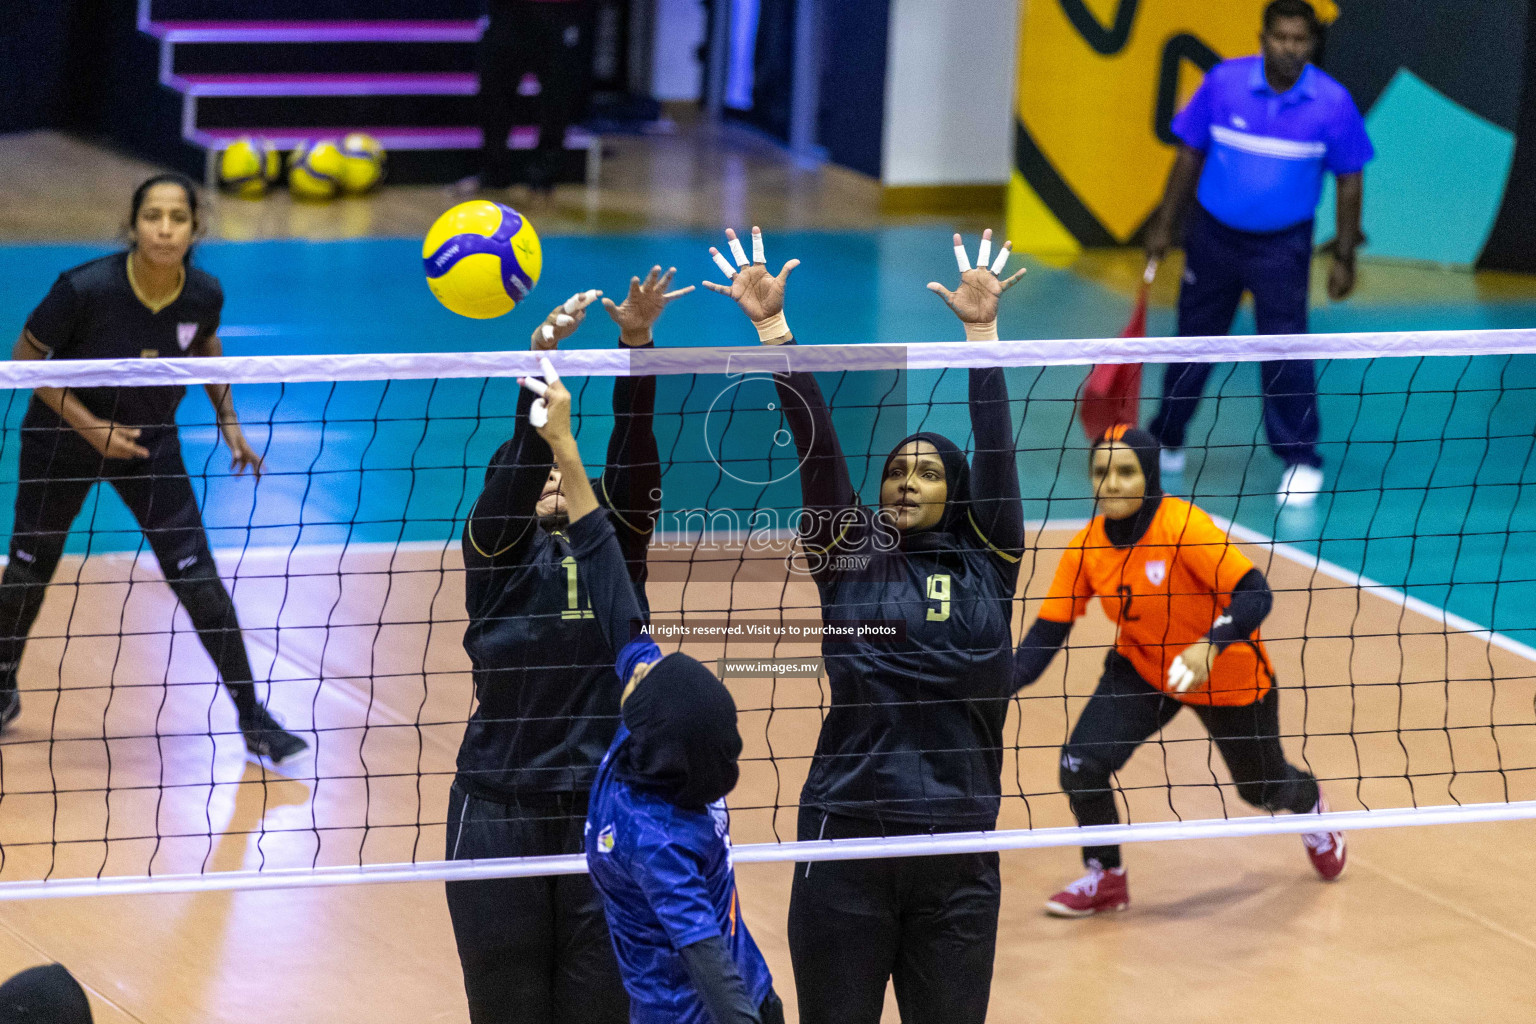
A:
[1277, 464, 1324, 507]
[1159, 447, 1186, 475]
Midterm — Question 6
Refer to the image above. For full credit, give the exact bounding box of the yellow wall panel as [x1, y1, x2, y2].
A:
[1012, 0, 1276, 243]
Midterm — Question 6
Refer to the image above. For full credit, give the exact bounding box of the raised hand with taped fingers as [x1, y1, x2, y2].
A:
[531, 289, 603, 350]
[703, 226, 799, 343]
[926, 229, 1027, 339]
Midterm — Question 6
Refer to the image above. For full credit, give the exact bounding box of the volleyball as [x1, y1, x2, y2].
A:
[217, 137, 281, 198]
[421, 201, 543, 319]
[339, 132, 387, 194]
[288, 140, 345, 201]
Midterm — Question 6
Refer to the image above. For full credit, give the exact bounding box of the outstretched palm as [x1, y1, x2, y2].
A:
[603, 265, 694, 344]
[927, 230, 1026, 326]
[702, 227, 799, 325]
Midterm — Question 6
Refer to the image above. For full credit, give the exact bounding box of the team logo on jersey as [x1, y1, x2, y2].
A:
[1145, 560, 1167, 586]
[597, 825, 615, 854]
[177, 323, 198, 350]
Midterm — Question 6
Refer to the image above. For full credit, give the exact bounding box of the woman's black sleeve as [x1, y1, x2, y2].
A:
[567, 510, 649, 657]
[967, 366, 1025, 570]
[598, 344, 660, 588]
[772, 342, 859, 574]
[1207, 568, 1272, 651]
[679, 936, 762, 1024]
[1013, 617, 1073, 693]
[463, 388, 552, 569]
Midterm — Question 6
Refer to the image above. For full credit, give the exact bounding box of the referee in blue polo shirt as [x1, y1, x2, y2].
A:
[1145, 0, 1372, 508]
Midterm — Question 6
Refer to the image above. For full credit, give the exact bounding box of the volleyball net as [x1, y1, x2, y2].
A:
[0, 327, 1533, 898]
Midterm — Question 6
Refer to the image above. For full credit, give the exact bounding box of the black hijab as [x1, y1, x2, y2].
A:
[1093, 425, 1164, 548]
[0, 965, 92, 1024]
[883, 431, 972, 552]
[616, 653, 742, 810]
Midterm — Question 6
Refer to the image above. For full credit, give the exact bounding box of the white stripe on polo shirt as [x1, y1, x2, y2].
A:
[1210, 124, 1327, 161]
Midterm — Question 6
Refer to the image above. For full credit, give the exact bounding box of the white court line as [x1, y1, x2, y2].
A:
[1207, 513, 1536, 666]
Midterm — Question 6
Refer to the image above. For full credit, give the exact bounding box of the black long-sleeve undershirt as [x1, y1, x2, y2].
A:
[1012, 568, 1272, 692]
[1206, 568, 1272, 651]
[680, 936, 762, 1024]
[967, 364, 1025, 561]
[567, 511, 648, 662]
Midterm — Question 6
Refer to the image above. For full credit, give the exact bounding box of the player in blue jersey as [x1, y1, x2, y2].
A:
[519, 359, 784, 1024]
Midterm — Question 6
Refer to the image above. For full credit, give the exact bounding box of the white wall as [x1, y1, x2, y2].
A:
[651, 0, 706, 102]
[881, 0, 1019, 187]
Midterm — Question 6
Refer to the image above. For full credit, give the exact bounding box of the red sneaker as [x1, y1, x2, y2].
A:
[1302, 795, 1347, 881]
[1044, 865, 1129, 917]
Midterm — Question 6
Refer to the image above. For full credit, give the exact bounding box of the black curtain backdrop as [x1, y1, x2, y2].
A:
[1480, 0, 1536, 271]
[818, 0, 888, 177]
[745, 0, 797, 142]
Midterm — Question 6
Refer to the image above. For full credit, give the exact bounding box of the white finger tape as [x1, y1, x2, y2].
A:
[555, 314, 573, 327]
[728, 235, 750, 268]
[954, 242, 972, 274]
[563, 294, 582, 315]
[540, 355, 560, 384]
[751, 229, 766, 265]
[520, 375, 548, 397]
[976, 237, 992, 272]
[990, 244, 1012, 277]
[530, 400, 548, 429]
[711, 250, 737, 279]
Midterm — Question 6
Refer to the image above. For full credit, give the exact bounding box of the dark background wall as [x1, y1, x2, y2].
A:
[149, 0, 478, 18]
[2, 0, 114, 134]
[817, 0, 889, 178]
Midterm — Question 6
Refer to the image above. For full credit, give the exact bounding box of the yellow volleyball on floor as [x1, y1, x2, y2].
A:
[339, 132, 387, 194]
[218, 137, 281, 198]
[422, 201, 543, 319]
[288, 140, 345, 201]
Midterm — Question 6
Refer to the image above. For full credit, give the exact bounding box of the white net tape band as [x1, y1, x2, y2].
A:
[3, 327, 1535, 389]
[5, 800, 1532, 901]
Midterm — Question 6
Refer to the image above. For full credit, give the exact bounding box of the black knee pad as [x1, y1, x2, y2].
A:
[0, 557, 48, 592]
[0, 557, 51, 628]
[1234, 779, 1272, 809]
[1239, 771, 1316, 815]
[1059, 749, 1113, 798]
[165, 558, 238, 629]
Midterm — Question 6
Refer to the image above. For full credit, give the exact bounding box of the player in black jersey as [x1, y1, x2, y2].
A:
[446, 267, 691, 1024]
[0, 174, 305, 764]
[704, 227, 1027, 1024]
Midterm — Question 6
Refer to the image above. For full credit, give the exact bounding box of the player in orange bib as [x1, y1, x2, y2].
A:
[1013, 425, 1345, 917]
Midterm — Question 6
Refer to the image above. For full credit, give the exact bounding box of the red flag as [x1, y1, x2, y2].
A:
[1078, 260, 1155, 441]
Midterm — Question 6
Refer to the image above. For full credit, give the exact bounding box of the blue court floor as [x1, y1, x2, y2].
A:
[3, 228, 1536, 643]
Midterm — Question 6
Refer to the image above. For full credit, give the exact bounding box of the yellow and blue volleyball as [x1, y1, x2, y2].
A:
[218, 136, 280, 198]
[288, 139, 345, 201]
[339, 132, 387, 194]
[422, 201, 542, 319]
